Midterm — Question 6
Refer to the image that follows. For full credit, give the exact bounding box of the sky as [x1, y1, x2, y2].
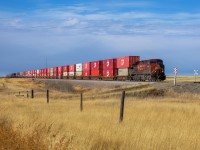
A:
[0, 0, 200, 76]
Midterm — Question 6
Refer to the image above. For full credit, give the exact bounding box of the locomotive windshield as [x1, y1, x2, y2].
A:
[150, 60, 163, 65]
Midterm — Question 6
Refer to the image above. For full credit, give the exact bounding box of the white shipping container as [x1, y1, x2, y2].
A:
[50, 72, 54, 76]
[50, 68, 53, 73]
[118, 68, 132, 76]
[69, 72, 75, 76]
[76, 71, 82, 76]
[37, 70, 40, 74]
[63, 72, 68, 77]
[76, 63, 83, 72]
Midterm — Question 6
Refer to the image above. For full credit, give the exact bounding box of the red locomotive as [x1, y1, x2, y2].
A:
[131, 59, 166, 81]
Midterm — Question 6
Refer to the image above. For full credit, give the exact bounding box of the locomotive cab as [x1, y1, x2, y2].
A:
[131, 59, 166, 81]
[149, 59, 166, 81]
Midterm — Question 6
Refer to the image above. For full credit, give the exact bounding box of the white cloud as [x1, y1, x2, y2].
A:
[62, 18, 79, 27]
[0, 5, 200, 37]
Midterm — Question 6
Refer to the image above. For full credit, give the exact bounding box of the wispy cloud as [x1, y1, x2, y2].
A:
[0, 4, 199, 37]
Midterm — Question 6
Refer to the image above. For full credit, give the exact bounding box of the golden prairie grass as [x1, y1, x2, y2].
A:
[166, 76, 197, 82]
[0, 78, 200, 150]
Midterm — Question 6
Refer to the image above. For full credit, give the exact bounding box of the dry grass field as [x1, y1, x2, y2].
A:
[1, 77, 200, 150]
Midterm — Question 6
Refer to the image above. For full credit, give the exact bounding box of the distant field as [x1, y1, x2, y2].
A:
[0, 77, 200, 150]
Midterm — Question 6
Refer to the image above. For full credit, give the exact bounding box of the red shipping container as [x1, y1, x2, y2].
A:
[91, 70, 103, 76]
[39, 70, 42, 77]
[58, 66, 63, 77]
[83, 62, 91, 71]
[47, 68, 50, 77]
[43, 68, 47, 77]
[63, 65, 69, 72]
[91, 61, 103, 70]
[117, 56, 140, 68]
[83, 71, 91, 76]
[103, 59, 117, 70]
[53, 67, 58, 77]
[69, 64, 75, 72]
[47, 68, 50, 73]
[103, 69, 118, 77]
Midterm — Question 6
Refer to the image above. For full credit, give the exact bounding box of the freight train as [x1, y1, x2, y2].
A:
[12, 56, 166, 81]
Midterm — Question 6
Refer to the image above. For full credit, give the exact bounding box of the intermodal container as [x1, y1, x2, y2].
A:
[83, 71, 91, 76]
[76, 63, 82, 72]
[118, 68, 133, 76]
[63, 72, 68, 77]
[83, 62, 91, 71]
[91, 61, 103, 70]
[69, 64, 76, 72]
[91, 70, 103, 76]
[103, 59, 117, 70]
[63, 65, 69, 72]
[63, 65, 69, 77]
[117, 56, 140, 68]
[50, 68, 53, 77]
[76, 71, 82, 76]
[103, 69, 118, 77]
[47, 68, 50, 77]
[20, 72, 23, 76]
[69, 72, 75, 76]
[43, 68, 47, 77]
[40, 69, 43, 77]
[39, 69, 42, 77]
[58, 66, 63, 77]
[53, 67, 58, 78]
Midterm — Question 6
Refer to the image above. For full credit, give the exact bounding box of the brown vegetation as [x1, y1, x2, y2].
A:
[0, 77, 200, 150]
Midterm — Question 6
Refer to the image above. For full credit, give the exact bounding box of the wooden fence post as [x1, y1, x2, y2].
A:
[47, 90, 49, 104]
[31, 89, 34, 99]
[119, 91, 125, 123]
[80, 93, 83, 112]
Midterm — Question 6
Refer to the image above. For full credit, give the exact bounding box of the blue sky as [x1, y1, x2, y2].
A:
[0, 0, 200, 76]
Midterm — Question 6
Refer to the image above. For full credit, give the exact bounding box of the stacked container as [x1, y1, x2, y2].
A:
[103, 59, 118, 79]
[44, 68, 47, 78]
[69, 64, 76, 78]
[58, 66, 63, 79]
[53, 67, 58, 79]
[29, 70, 32, 77]
[63, 65, 69, 79]
[91, 60, 103, 78]
[117, 56, 140, 77]
[83, 62, 91, 78]
[76, 63, 82, 78]
[50, 68, 54, 78]
[47, 68, 50, 78]
[39, 69, 42, 78]
[36, 70, 40, 78]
